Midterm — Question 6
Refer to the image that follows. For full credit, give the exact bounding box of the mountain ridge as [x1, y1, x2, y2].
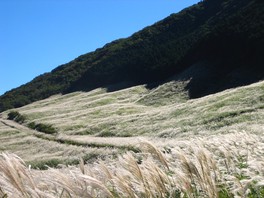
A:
[0, 0, 263, 112]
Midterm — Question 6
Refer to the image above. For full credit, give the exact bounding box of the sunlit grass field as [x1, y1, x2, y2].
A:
[0, 80, 264, 197]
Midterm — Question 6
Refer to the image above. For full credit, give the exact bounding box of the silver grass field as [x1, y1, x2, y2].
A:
[0, 80, 264, 197]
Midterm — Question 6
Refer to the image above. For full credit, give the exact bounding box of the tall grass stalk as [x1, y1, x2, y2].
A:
[0, 132, 263, 197]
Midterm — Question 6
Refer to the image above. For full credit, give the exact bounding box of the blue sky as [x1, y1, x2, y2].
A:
[0, 0, 199, 96]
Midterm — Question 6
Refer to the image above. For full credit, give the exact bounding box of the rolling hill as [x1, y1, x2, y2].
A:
[1, 79, 263, 161]
[0, 78, 263, 197]
[0, 0, 263, 112]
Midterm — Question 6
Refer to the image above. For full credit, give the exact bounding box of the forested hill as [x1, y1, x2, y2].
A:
[1, 0, 263, 112]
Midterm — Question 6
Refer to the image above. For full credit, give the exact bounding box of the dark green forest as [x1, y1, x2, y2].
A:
[0, 0, 263, 112]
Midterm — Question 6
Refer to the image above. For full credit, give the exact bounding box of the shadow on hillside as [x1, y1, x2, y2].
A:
[128, 61, 264, 100]
[168, 62, 264, 99]
[63, 58, 264, 104]
[74, 60, 264, 101]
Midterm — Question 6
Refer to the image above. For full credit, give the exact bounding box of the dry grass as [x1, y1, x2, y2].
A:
[0, 131, 263, 197]
[2, 80, 263, 138]
[0, 120, 122, 168]
[0, 81, 264, 197]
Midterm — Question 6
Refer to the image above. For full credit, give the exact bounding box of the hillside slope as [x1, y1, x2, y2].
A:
[0, 78, 263, 198]
[0, 79, 263, 169]
[2, 80, 263, 138]
[0, 0, 263, 112]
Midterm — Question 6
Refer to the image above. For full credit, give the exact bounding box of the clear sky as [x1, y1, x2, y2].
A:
[0, 0, 200, 96]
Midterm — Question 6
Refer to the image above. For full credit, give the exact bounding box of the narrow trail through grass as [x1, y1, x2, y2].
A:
[1, 118, 140, 151]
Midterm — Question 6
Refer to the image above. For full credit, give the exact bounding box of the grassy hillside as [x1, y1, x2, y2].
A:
[0, 80, 263, 197]
[2, 80, 263, 138]
[1, 0, 263, 112]
[0, 80, 263, 161]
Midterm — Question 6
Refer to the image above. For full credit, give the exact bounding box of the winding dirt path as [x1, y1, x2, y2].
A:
[0, 118, 148, 149]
